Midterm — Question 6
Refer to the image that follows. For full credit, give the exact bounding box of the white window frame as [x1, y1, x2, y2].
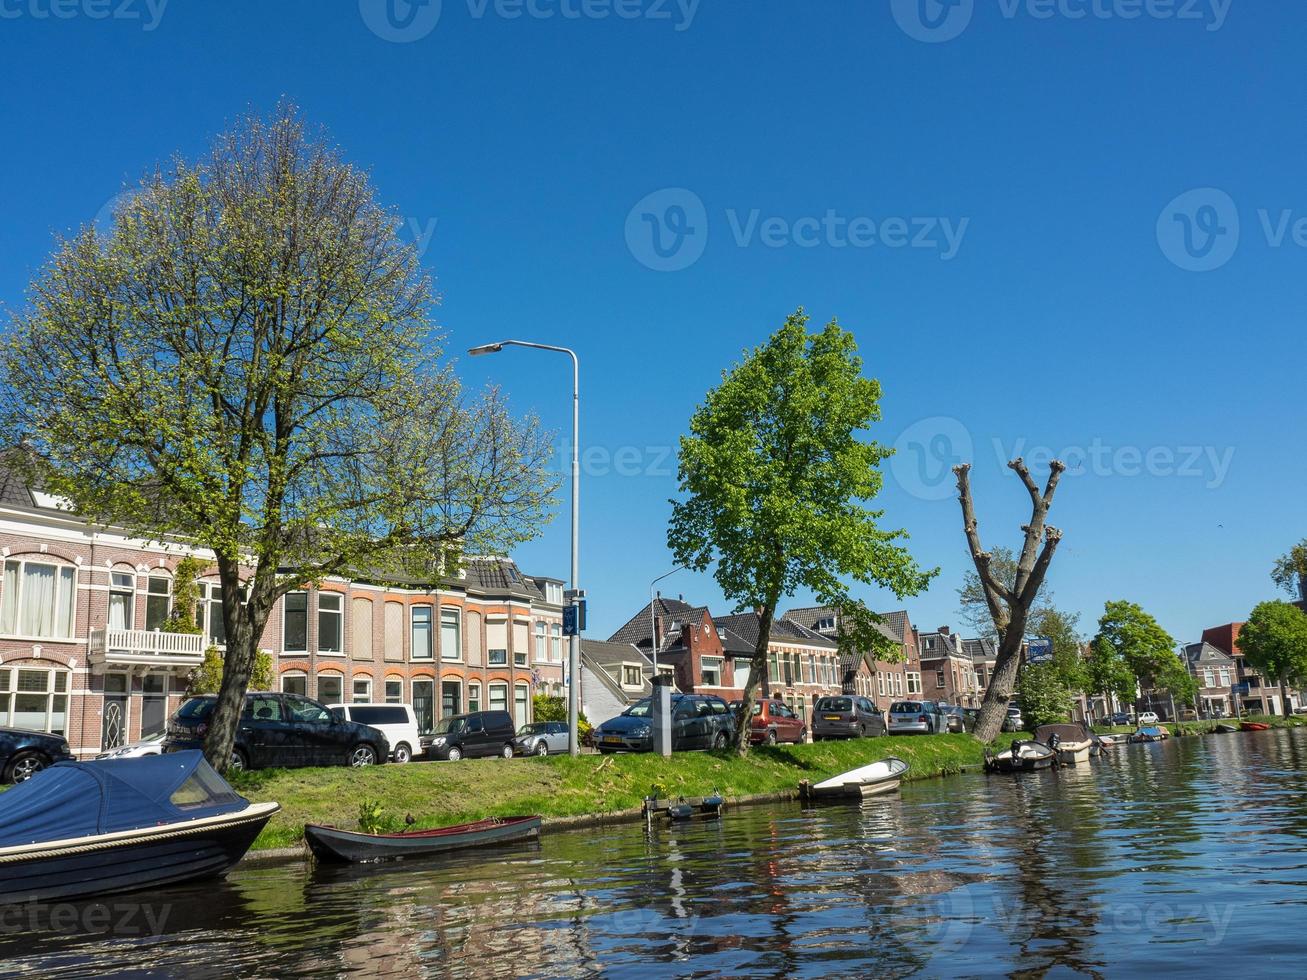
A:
[621, 663, 644, 690]
[440, 608, 462, 663]
[701, 656, 723, 687]
[535, 621, 548, 662]
[488, 682, 509, 713]
[352, 675, 373, 703]
[411, 605, 434, 661]
[550, 623, 562, 663]
[468, 682, 482, 713]
[109, 570, 136, 631]
[318, 593, 344, 655]
[317, 671, 344, 704]
[283, 591, 309, 654]
[0, 666, 70, 735]
[1, 559, 78, 640]
[145, 573, 172, 632]
[906, 672, 922, 695]
[384, 676, 404, 704]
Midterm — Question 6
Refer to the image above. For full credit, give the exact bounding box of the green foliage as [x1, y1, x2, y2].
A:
[530, 694, 591, 735]
[1027, 605, 1087, 693]
[1085, 636, 1137, 709]
[188, 646, 275, 696]
[668, 309, 935, 659]
[959, 546, 1053, 641]
[1095, 599, 1177, 683]
[1016, 662, 1073, 730]
[1271, 540, 1307, 601]
[356, 798, 395, 835]
[161, 555, 203, 635]
[1240, 601, 1307, 690]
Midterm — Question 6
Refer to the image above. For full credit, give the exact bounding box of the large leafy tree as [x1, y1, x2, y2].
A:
[0, 106, 555, 770]
[669, 309, 934, 755]
[1093, 600, 1193, 712]
[1240, 601, 1307, 718]
[1027, 605, 1087, 695]
[1271, 540, 1307, 604]
[1016, 662, 1073, 730]
[1084, 636, 1136, 721]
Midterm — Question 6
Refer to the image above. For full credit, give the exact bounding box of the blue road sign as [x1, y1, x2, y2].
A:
[1027, 638, 1054, 664]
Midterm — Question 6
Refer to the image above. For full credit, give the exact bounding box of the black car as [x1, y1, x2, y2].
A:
[811, 696, 886, 741]
[163, 693, 390, 771]
[0, 727, 75, 783]
[593, 694, 734, 753]
[423, 710, 517, 761]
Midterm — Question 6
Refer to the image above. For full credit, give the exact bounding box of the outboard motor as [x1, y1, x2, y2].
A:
[1048, 732, 1061, 751]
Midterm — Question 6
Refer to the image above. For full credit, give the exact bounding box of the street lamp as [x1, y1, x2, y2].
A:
[469, 339, 582, 757]
[649, 565, 687, 675]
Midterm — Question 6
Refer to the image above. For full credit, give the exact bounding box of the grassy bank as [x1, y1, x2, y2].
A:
[230, 733, 988, 851]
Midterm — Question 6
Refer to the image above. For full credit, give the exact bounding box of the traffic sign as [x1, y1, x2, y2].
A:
[1027, 638, 1053, 664]
[563, 600, 587, 636]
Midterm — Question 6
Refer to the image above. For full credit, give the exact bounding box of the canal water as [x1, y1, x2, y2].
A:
[4, 728, 1306, 978]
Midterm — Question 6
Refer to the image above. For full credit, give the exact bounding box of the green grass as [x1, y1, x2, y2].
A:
[229, 734, 990, 851]
[1090, 714, 1307, 737]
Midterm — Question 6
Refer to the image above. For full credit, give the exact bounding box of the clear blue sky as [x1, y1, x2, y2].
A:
[1, 0, 1302, 646]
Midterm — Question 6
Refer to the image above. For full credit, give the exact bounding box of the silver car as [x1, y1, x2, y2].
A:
[514, 721, 570, 757]
[888, 700, 948, 735]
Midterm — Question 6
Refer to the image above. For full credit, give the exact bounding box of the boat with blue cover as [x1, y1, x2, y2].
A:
[0, 750, 278, 905]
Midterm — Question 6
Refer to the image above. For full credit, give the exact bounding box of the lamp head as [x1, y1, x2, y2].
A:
[468, 343, 504, 356]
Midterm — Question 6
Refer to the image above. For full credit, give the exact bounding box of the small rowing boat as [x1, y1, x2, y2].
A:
[305, 816, 541, 864]
[1130, 726, 1168, 743]
[1096, 733, 1129, 747]
[1240, 722, 1270, 732]
[803, 757, 909, 800]
[1213, 723, 1238, 734]
[986, 740, 1056, 773]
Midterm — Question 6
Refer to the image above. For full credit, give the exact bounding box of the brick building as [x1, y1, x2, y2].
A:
[0, 466, 567, 757]
[1201, 622, 1296, 716]
[1181, 641, 1235, 718]
[916, 626, 983, 707]
[781, 606, 922, 712]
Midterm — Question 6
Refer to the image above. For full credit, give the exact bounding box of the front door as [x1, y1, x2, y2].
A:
[514, 684, 530, 729]
[413, 680, 434, 735]
[441, 681, 461, 719]
[141, 674, 168, 737]
[101, 673, 129, 751]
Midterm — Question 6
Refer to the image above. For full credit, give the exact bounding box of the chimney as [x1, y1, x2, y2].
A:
[939, 626, 950, 636]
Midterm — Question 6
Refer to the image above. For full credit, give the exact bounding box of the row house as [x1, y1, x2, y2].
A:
[713, 611, 844, 722]
[1201, 622, 1300, 716]
[1182, 641, 1236, 718]
[0, 464, 567, 757]
[781, 606, 923, 712]
[915, 626, 984, 707]
[578, 638, 657, 727]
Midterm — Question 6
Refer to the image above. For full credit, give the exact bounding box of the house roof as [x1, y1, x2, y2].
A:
[782, 606, 902, 649]
[877, 610, 910, 644]
[607, 596, 698, 647]
[713, 612, 838, 650]
[962, 637, 997, 663]
[581, 639, 654, 700]
[1182, 641, 1235, 667]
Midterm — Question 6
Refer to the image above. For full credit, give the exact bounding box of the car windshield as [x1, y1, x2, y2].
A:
[890, 702, 922, 713]
[432, 717, 466, 735]
[518, 724, 548, 735]
[623, 700, 653, 718]
[818, 698, 853, 712]
[176, 698, 216, 721]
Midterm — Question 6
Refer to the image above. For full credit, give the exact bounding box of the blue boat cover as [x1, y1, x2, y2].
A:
[1137, 726, 1164, 737]
[0, 751, 249, 848]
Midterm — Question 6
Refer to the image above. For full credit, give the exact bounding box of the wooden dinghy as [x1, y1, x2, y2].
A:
[801, 757, 910, 800]
[1213, 723, 1239, 734]
[305, 816, 542, 864]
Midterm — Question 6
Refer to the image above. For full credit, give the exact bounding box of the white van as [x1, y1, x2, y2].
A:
[328, 703, 421, 763]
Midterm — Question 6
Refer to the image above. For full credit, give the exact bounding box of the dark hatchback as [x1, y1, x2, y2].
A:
[594, 695, 734, 753]
[164, 693, 390, 771]
[0, 727, 75, 783]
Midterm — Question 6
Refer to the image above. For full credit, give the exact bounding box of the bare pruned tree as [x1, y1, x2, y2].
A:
[954, 457, 1066, 743]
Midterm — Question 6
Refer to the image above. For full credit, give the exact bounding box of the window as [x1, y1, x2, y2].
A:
[199, 582, 226, 646]
[906, 672, 922, 695]
[283, 592, 308, 652]
[514, 620, 530, 667]
[488, 619, 508, 666]
[536, 622, 547, 662]
[1204, 669, 1217, 688]
[0, 668, 69, 735]
[384, 602, 404, 662]
[489, 683, 508, 713]
[782, 653, 794, 686]
[442, 680, 462, 716]
[441, 608, 462, 662]
[545, 582, 564, 605]
[352, 676, 372, 703]
[550, 624, 562, 662]
[109, 571, 135, 630]
[1219, 668, 1231, 687]
[768, 652, 780, 683]
[145, 576, 171, 631]
[411, 605, 433, 660]
[878, 672, 887, 697]
[317, 673, 343, 704]
[701, 657, 722, 687]
[622, 664, 643, 689]
[936, 670, 946, 689]
[281, 673, 307, 696]
[515, 683, 530, 728]
[804, 655, 814, 684]
[318, 593, 343, 654]
[468, 682, 482, 713]
[352, 598, 373, 661]
[1, 560, 77, 638]
[385, 677, 403, 703]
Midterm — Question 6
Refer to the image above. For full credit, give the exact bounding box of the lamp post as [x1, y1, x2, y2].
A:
[469, 340, 582, 757]
[649, 566, 687, 676]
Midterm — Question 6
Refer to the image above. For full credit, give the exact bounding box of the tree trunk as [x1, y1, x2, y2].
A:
[734, 604, 776, 757]
[1282, 680, 1292, 719]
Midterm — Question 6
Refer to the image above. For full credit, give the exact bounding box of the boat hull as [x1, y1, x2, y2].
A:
[1240, 722, 1270, 732]
[305, 816, 542, 863]
[805, 758, 909, 800]
[1055, 742, 1093, 766]
[0, 804, 277, 906]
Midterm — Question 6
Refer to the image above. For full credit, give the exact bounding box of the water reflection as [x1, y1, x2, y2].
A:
[3, 729, 1307, 978]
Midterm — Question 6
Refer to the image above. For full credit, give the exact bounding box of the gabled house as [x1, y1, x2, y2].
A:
[579, 639, 659, 727]
[782, 605, 901, 709]
[916, 626, 983, 707]
[606, 595, 747, 695]
[1182, 641, 1235, 718]
[1201, 622, 1293, 716]
[712, 611, 843, 720]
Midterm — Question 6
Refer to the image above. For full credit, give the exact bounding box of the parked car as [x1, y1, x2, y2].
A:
[1294, 705, 1307, 715]
[1137, 711, 1160, 726]
[940, 705, 967, 733]
[887, 700, 947, 735]
[164, 693, 390, 771]
[593, 695, 733, 753]
[329, 703, 421, 763]
[728, 698, 807, 745]
[96, 730, 166, 760]
[1, 727, 74, 783]
[1110, 711, 1133, 726]
[1002, 706, 1025, 732]
[811, 696, 885, 741]
[423, 710, 517, 761]
[514, 721, 570, 756]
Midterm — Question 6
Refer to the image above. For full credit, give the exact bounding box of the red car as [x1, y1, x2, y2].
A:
[730, 699, 807, 746]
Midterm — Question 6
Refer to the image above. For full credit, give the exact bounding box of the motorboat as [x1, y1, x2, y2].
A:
[986, 740, 1056, 773]
[1096, 733, 1130, 747]
[0, 751, 278, 905]
[1213, 723, 1239, 734]
[1130, 726, 1169, 743]
[1034, 723, 1095, 766]
[803, 757, 910, 800]
[305, 815, 542, 863]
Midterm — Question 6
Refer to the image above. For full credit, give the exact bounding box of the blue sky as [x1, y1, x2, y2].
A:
[1, 0, 1303, 645]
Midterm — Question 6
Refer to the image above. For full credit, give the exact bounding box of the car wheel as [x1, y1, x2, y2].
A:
[813, 734, 823, 742]
[764, 729, 778, 746]
[798, 728, 807, 744]
[6, 751, 49, 783]
[447, 746, 463, 762]
[228, 749, 248, 773]
[393, 742, 412, 764]
[349, 744, 378, 768]
[859, 726, 867, 738]
[501, 744, 514, 759]
[714, 731, 729, 750]
[534, 740, 549, 757]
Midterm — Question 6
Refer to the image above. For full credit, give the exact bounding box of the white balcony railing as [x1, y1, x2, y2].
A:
[89, 628, 207, 666]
